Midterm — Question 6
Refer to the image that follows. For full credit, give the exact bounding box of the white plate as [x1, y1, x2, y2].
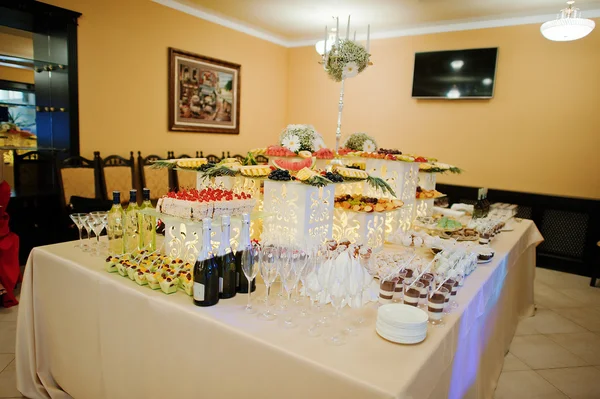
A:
[377, 304, 429, 326]
[376, 327, 426, 344]
[376, 324, 427, 339]
[376, 316, 428, 331]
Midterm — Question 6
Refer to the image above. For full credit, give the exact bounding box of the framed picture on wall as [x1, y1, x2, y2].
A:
[169, 48, 241, 134]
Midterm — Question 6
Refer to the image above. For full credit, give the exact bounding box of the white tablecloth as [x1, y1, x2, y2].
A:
[16, 220, 542, 399]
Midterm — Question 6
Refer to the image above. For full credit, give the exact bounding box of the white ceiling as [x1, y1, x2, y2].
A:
[156, 0, 600, 45]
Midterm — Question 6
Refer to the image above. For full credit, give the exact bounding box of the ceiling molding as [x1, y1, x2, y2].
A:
[154, 0, 600, 48]
[152, 0, 289, 46]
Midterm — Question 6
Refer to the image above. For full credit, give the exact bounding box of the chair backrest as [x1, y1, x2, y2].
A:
[255, 155, 269, 165]
[13, 150, 57, 193]
[170, 153, 194, 191]
[137, 151, 171, 200]
[205, 154, 221, 164]
[57, 154, 101, 207]
[98, 151, 135, 202]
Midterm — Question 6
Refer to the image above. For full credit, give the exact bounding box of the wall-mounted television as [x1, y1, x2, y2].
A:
[411, 47, 498, 99]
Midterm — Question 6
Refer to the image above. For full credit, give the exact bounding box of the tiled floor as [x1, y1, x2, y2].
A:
[0, 268, 599, 398]
[495, 268, 600, 399]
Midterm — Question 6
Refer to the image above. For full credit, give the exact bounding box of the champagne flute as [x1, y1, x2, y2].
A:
[298, 248, 315, 317]
[327, 262, 348, 346]
[70, 213, 88, 250]
[278, 247, 298, 328]
[305, 248, 324, 337]
[290, 248, 309, 308]
[241, 243, 260, 314]
[258, 246, 278, 321]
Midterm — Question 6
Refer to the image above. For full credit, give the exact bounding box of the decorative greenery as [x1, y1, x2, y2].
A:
[343, 132, 377, 152]
[200, 165, 239, 180]
[325, 39, 370, 82]
[305, 174, 332, 187]
[279, 124, 325, 153]
[366, 176, 396, 197]
[150, 160, 176, 169]
[243, 151, 258, 166]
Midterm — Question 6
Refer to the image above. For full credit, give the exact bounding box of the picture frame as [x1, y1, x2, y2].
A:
[169, 48, 241, 134]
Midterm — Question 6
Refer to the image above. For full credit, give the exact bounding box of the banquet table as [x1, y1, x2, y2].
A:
[16, 220, 542, 399]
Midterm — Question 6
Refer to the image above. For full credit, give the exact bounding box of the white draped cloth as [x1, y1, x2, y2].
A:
[16, 220, 542, 399]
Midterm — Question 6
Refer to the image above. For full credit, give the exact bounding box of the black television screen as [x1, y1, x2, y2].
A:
[411, 48, 498, 99]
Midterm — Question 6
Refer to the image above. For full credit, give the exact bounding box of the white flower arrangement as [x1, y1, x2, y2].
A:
[280, 124, 325, 153]
[343, 132, 378, 152]
[325, 39, 370, 82]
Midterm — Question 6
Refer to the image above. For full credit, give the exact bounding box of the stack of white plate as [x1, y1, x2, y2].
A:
[376, 304, 428, 344]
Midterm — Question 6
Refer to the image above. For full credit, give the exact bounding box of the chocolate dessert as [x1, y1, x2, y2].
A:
[379, 280, 396, 303]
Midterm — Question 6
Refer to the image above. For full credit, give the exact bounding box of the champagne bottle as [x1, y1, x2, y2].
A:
[236, 213, 256, 293]
[216, 215, 237, 299]
[473, 188, 485, 219]
[138, 188, 156, 251]
[483, 188, 491, 217]
[124, 189, 139, 252]
[107, 191, 125, 255]
[193, 218, 220, 307]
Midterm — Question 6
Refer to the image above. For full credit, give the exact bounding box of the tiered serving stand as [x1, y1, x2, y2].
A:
[155, 157, 422, 255]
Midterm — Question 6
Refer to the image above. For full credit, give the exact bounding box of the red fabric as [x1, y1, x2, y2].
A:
[0, 180, 20, 308]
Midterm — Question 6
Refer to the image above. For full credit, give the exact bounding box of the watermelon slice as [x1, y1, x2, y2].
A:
[271, 157, 316, 172]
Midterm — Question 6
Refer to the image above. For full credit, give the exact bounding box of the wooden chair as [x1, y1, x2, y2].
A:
[12, 150, 57, 194]
[97, 151, 135, 203]
[197, 151, 221, 164]
[57, 154, 102, 210]
[137, 151, 172, 200]
[171, 153, 196, 191]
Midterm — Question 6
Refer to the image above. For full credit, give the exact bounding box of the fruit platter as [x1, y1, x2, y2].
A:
[334, 194, 404, 213]
[415, 187, 445, 200]
[339, 148, 431, 163]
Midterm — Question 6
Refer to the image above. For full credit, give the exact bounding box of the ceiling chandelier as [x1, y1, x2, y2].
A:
[541, 1, 595, 41]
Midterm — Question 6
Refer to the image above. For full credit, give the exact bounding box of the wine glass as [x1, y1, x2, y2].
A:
[70, 213, 88, 250]
[89, 211, 108, 257]
[258, 246, 278, 321]
[241, 243, 260, 314]
[327, 261, 348, 346]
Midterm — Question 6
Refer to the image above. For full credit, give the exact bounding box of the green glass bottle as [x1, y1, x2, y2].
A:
[124, 189, 140, 252]
[138, 188, 156, 251]
[107, 191, 125, 255]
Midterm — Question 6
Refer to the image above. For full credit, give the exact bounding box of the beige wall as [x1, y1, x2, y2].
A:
[288, 22, 600, 199]
[42, 0, 287, 159]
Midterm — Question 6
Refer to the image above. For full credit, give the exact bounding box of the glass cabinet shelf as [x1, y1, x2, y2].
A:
[0, 54, 68, 72]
